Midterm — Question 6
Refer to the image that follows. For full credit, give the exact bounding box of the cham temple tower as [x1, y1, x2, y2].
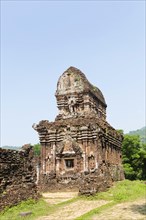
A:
[33, 66, 124, 194]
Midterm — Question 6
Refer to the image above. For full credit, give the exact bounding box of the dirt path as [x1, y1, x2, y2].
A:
[42, 192, 78, 205]
[37, 192, 109, 220]
[37, 192, 146, 220]
[92, 198, 146, 220]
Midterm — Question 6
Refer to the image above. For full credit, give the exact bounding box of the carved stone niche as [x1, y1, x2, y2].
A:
[88, 154, 96, 172]
[55, 135, 83, 174]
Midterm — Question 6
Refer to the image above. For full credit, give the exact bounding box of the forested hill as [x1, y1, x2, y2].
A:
[128, 126, 146, 143]
[1, 146, 21, 150]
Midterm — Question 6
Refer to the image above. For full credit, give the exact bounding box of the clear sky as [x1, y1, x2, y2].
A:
[1, 1, 145, 147]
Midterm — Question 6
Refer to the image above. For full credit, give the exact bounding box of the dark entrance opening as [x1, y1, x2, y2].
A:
[65, 159, 74, 168]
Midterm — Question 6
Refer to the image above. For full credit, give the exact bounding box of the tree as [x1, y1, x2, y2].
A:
[122, 134, 146, 180]
[33, 143, 41, 156]
[138, 143, 146, 179]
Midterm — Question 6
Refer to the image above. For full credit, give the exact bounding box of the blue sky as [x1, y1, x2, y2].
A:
[1, 1, 145, 146]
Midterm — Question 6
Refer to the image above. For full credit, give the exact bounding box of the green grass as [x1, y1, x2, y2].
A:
[88, 179, 146, 202]
[0, 196, 79, 220]
[75, 180, 146, 220]
[0, 199, 50, 220]
[75, 201, 116, 220]
[1, 180, 145, 220]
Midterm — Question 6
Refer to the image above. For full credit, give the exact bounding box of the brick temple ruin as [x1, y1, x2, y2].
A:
[33, 67, 124, 194]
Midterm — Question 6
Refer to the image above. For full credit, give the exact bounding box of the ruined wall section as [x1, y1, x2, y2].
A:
[0, 145, 38, 211]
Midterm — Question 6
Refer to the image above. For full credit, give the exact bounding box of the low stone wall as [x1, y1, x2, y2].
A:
[0, 145, 38, 211]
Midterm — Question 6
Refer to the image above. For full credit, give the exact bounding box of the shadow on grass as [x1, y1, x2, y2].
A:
[130, 203, 146, 216]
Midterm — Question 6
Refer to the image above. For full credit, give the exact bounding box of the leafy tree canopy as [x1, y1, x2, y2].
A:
[122, 134, 146, 180]
[33, 143, 41, 156]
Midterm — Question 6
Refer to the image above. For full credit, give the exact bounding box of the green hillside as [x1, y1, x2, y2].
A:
[128, 126, 146, 143]
[1, 146, 21, 150]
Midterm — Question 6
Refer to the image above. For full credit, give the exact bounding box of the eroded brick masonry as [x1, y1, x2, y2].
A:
[0, 145, 38, 211]
[33, 67, 124, 194]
